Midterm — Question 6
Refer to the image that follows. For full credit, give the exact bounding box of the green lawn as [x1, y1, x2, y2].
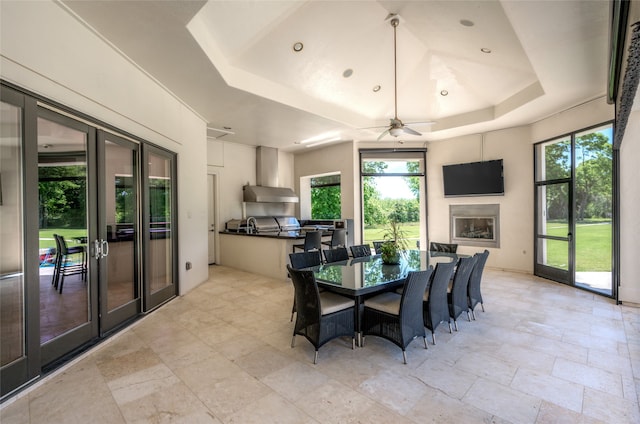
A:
[544, 221, 612, 271]
[364, 223, 421, 249]
[39, 228, 87, 250]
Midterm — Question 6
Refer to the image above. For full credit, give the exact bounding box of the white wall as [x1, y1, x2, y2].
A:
[427, 127, 533, 272]
[1, 0, 209, 294]
[619, 109, 640, 304]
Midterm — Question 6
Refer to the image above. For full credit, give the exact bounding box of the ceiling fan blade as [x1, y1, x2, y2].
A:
[404, 121, 436, 126]
[377, 129, 390, 141]
[402, 126, 422, 136]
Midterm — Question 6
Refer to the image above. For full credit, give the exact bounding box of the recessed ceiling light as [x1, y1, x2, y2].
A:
[481, 47, 492, 54]
[373, 85, 381, 92]
[343, 68, 353, 78]
[440, 90, 449, 96]
[292, 42, 303, 52]
[460, 19, 474, 27]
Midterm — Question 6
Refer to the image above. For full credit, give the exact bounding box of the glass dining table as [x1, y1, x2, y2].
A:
[307, 250, 462, 345]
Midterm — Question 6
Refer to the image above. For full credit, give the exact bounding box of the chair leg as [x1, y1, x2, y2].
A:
[454, 320, 458, 331]
[352, 337, 355, 350]
[481, 303, 485, 312]
[402, 351, 407, 364]
[314, 350, 319, 364]
[471, 309, 477, 320]
[432, 332, 436, 345]
[290, 301, 295, 322]
[423, 336, 428, 349]
[291, 334, 296, 348]
[448, 322, 453, 333]
[467, 310, 472, 321]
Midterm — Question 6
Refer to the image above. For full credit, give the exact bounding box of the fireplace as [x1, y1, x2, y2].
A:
[450, 204, 500, 248]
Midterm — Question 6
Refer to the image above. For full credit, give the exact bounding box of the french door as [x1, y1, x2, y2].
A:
[1, 83, 177, 398]
[534, 124, 614, 296]
[97, 131, 141, 332]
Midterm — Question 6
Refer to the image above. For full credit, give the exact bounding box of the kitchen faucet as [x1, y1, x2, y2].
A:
[246, 216, 256, 234]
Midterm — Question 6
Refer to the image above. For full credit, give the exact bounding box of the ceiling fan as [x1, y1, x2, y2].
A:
[373, 14, 433, 141]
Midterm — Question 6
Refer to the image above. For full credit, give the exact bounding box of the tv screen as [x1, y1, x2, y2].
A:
[442, 159, 504, 197]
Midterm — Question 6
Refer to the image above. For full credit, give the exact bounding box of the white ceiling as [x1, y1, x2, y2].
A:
[61, 0, 611, 152]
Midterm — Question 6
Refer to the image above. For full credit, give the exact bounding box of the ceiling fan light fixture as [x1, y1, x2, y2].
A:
[389, 128, 403, 137]
[292, 42, 304, 52]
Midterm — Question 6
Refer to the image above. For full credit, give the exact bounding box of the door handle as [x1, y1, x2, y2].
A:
[101, 240, 109, 258]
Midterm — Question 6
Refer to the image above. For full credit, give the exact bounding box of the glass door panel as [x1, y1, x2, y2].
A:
[1, 101, 25, 368]
[535, 181, 572, 283]
[37, 110, 98, 366]
[99, 132, 140, 332]
[574, 126, 613, 295]
[144, 147, 177, 311]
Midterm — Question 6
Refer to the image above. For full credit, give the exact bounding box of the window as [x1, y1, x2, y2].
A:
[360, 149, 426, 249]
[310, 174, 341, 219]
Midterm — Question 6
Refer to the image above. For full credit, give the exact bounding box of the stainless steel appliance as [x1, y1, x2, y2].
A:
[225, 219, 248, 232]
[226, 215, 301, 234]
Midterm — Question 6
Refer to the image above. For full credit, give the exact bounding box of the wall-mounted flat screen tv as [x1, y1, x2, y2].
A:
[442, 159, 504, 197]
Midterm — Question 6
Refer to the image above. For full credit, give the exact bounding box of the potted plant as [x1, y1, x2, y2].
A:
[380, 220, 409, 265]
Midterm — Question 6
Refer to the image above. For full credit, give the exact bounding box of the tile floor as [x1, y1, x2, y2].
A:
[1, 265, 639, 423]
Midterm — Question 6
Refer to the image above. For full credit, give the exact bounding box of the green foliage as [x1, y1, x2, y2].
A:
[39, 165, 87, 228]
[311, 185, 341, 219]
[404, 163, 421, 198]
[362, 161, 387, 226]
[382, 220, 409, 251]
[542, 131, 612, 222]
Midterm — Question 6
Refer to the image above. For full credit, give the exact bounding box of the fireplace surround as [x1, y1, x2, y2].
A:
[449, 204, 500, 248]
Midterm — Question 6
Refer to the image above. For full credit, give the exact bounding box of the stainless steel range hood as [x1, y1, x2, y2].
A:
[243, 146, 299, 203]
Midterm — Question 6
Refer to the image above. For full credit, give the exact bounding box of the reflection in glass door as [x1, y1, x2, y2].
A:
[99, 132, 140, 333]
[144, 146, 177, 311]
[37, 109, 98, 365]
[1, 94, 32, 395]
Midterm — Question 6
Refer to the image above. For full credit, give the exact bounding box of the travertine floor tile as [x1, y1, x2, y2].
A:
[2, 266, 639, 424]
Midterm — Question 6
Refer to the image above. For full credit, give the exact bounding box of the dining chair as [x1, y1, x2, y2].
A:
[52, 234, 86, 294]
[287, 265, 355, 364]
[423, 261, 456, 344]
[292, 230, 322, 252]
[429, 241, 458, 253]
[362, 269, 433, 364]
[350, 244, 372, 258]
[323, 247, 349, 263]
[447, 255, 477, 331]
[372, 241, 385, 254]
[321, 228, 346, 249]
[467, 249, 490, 319]
[288, 251, 323, 321]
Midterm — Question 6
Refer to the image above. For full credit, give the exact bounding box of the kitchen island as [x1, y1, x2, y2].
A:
[219, 230, 329, 280]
